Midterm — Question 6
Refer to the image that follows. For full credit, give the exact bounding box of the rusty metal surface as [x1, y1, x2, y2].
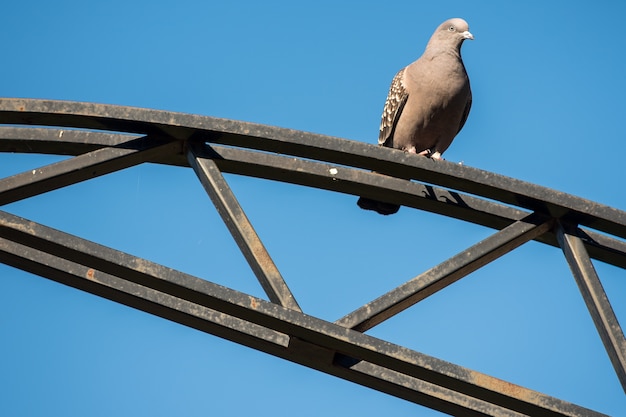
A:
[0, 99, 623, 416]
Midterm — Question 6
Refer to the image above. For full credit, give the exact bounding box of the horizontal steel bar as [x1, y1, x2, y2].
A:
[0, 209, 606, 417]
[556, 222, 626, 393]
[1, 126, 625, 271]
[0, 126, 136, 155]
[0, 99, 624, 240]
[337, 213, 554, 331]
[187, 144, 301, 311]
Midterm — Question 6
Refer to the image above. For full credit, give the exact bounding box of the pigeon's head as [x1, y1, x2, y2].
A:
[429, 18, 474, 50]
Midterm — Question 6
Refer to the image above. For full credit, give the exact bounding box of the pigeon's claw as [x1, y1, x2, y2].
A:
[430, 151, 443, 160]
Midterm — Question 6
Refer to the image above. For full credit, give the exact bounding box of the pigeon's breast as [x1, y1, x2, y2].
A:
[394, 59, 470, 153]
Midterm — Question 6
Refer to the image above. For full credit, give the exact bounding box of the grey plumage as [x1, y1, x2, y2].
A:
[358, 18, 473, 215]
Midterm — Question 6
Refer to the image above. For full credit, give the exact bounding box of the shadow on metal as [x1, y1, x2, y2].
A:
[0, 98, 624, 416]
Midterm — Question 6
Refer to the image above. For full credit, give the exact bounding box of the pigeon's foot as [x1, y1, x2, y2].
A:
[404, 147, 431, 156]
[420, 149, 445, 160]
[402, 148, 444, 160]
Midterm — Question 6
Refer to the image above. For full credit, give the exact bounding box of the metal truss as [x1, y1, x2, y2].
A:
[0, 98, 624, 416]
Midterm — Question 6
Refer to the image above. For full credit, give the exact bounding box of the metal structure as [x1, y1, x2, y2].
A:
[0, 98, 624, 416]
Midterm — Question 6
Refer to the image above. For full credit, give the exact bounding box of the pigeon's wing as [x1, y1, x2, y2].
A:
[378, 68, 409, 148]
[457, 89, 472, 134]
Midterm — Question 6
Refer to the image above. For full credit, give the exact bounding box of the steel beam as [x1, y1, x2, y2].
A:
[556, 221, 626, 393]
[0, 210, 607, 417]
[0, 126, 134, 155]
[0, 99, 625, 240]
[337, 213, 555, 331]
[187, 143, 301, 311]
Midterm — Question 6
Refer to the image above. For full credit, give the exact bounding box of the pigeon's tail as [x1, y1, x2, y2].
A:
[357, 197, 400, 215]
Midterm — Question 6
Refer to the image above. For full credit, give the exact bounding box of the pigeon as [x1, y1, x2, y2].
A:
[357, 18, 473, 215]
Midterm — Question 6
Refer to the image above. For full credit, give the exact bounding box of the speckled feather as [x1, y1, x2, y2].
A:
[379, 68, 408, 147]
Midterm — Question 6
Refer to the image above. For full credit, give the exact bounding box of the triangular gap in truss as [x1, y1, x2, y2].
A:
[0, 158, 267, 300]
[187, 145, 300, 311]
[206, 168, 518, 321]
[336, 212, 553, 331]
[364, 238, 625, 404]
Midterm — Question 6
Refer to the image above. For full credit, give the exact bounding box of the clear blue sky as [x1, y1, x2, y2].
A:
[1, 1, 625, 416]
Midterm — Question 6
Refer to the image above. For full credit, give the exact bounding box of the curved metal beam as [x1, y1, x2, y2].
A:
[0, 98, 625, 241]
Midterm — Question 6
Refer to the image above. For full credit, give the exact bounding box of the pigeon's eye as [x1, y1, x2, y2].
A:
[448, 26, 455, 31]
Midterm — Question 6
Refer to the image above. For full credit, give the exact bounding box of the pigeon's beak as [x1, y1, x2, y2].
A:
[462, 31, 474, 40]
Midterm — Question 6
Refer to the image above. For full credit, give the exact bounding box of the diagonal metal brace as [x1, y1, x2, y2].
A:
[187, 142, 301, 311]
[0, 134, 181, 206]
[556, 221, 626, 393]
[337, 212, 555, 331]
